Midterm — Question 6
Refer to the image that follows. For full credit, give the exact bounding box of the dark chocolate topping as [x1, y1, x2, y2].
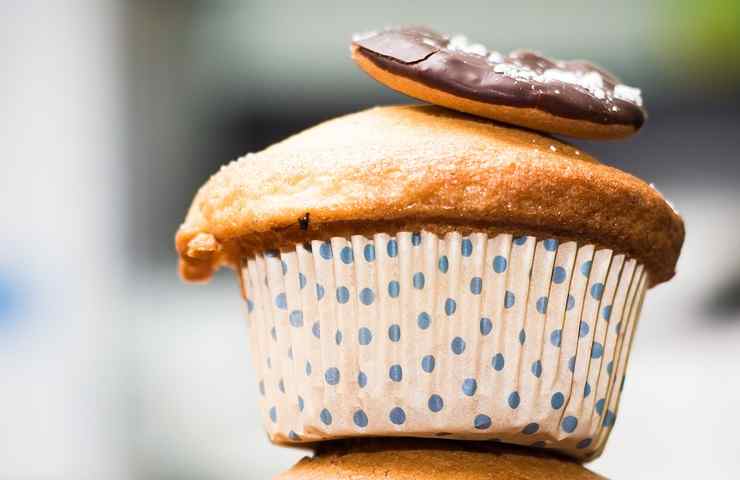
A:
[353, 27, 646, 128]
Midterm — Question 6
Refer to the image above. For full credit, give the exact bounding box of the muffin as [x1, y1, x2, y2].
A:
[175, 105, 683, 459]
[277, 438, 604, 479]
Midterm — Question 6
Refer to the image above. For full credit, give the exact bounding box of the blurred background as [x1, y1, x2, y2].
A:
[2, 1, 739, 478]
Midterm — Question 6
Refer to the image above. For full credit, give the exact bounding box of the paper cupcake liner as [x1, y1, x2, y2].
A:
[239, 231, 647, 459]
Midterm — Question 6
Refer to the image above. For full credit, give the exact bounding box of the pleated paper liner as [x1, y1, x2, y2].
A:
[240, 231, 647, 459]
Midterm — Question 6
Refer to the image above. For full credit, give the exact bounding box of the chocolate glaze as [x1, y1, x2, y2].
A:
[353, 27, 646, 128]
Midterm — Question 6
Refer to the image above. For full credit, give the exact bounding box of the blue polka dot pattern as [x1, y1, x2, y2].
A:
[518, 329, 526, 345]
[552, 266, 567, 284]
[603, 410, 616, 428]
[417, 312, 431, 330]
[388, 324, 401, 342]
[480, 317, 493, 336]
[508, 391, 521, 409]
[288, 431, 300, 441]
[281, 260, 288, 275]
[413, 272, 425, 289]
[311, 322, 320, 339]
[319, 242, 332, 260]
[428, 394, 444, 412]
[388, 281, 400, 298]
[566, 294, 576, 310]
[358, 371, 368, 388]
[269, 406, 277, 423]
[438, 255, 449, 273]
[278, 379, 285, 393]
[305, 361, 312, 376]
[470, 277, 483, 295]
[595, 398, 606, 415]
[412, 232, 422, 246]
[577, 438, 592, 449]
[298, 272, 307, 289]
[275, 293, 287, 309]
[606, 360, 614, 376]
[492, 353, 505, 371]
[474, 414, 492, 430]
[387, 239, 398, 258]
[513, 235, 527, 246]
[579, 321, 590, 338]
[325, 367, 340, 385]
[315, 284, 325, 300]
[602, 305, 613, 320]
[583, 382, 592, 398]
[550, 329, 562, 347]
[445, 298, 457, 315]
[462, 378, 477, 396]
[353, 410, 369, 428]
[358, 327, 373, 345]
[522, 422, 540, 435]
[451, 337, 466, 355]
[591, 342, 604, 358]
[246, 299, 254, 313]
[421, 355, 435, 373]
[363, 244, 375, 262]
[544, 239, 558, 251]
[580, 260, 592, 277]
[389, 364, 403, 382]
[531, 360, 543, 378]
[336, 286, 350, 304]
[289, 310, 304, 327]
[536, 296, 548, 314]
[551, 392, 564, 409]
[340, 246, 354, 264]
[320, 408, 332, 426]
[335, 330, 343, 346]
[493, 255, 508, 273]
[562, 416, 578, 433]
[461, 239, 473, 257]
[504, 291, 515, 308]
[591, 283, 605, 300]
[389, 407, 406, 425]
[568, 356, 576, 373]
[298, 396, 304, 412]
[359, 287, 375, 305]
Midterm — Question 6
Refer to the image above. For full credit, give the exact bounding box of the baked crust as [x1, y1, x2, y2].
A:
[275, 438, 605, 479]
[175, 105, 683, 286]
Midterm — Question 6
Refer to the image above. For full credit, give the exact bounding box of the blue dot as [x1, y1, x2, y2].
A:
[562, 416, 578, 433]
[336, 286, 350, 304]
[462, 378, 477, 396]
[298, 396, 304, 411]
[508, 391, 521, 409]
[519, 329, 526, 345]
[305, 361, 312, 376]
[544, 239, 559, 251]
[461, 239, 473, 257]
[445, 298, 457, 315]
[288, 431, 301, 441]
[522, 422, 540, 435]
[388, 281, 400, 298]
[421, 355, 435, 373]
[353, 410, 368, 428]
[311, 322, 320, 339]
[606, 360, 614, 376]
[504, 291, 515, 308]
[470, 277, 483, 295]
[388, 324, 401, 342]
[298, 272, 307, 289]
[246, 298, 254, 313]
[438, 256, 449, 273]
[387, 239, 398, 258]
[591, 342, 604, 358]
[289, 310, 304, 327]
[550, 329, 562, 347]
[258, 380, 265, 396]
[270, 326, 277, 341]
[551, 392, 565, 409]
[359, 287, 375, 305]
[566, 294, 576, 310]
[412, 232, 422, 246]
[603, 410, 616, 427]
[417, 312, 431, 330]
[320, 408, 332, 425]
[413, 272, 425, 289]
[389, 364, 403, 382]
[281, 260, 288, 275]
[568, 356, 576, 372]
[364, 244, 376, 262]
[474, 414, 492, 430]
[581, 260, 592, 277]
[492, 353, 505, 371]
[324, 367, 340, 385]
[577, 438, 592, 449]
[480, 317, 493, 336]
[269, 406, 277, 423]
[514, 235, 528, 246]
[428, 394, 444, 412]
[340, 246, 354, 264]
[389, 407, 406, 425]
[536, 296, 548, 314]
[278, 379, 285, 393]
[358, 327, 373, 346]
[584, 382, 592, 398]
[358, 371, 367, 388]
[531, 360, 543, 378]
[451, 337, 466, 355]
[591, 283, 605, 300]
[552, 266, 567, 284]
[316, 284, 325, 300]
[595, 398, 606, 415]
[319, 242, 333, 260]
[275, 293, 287, 309]
[335, 330, 343, 345]
[602, 305, 613, 320]
[493, 255, 508, 273]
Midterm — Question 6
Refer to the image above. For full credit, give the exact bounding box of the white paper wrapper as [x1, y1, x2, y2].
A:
[239, 231, 647, 459]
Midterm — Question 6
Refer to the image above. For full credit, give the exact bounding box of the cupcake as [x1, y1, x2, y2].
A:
[175, 104, 683, 459]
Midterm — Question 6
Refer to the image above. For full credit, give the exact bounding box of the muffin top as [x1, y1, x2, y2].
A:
[176, 105, 683, 285]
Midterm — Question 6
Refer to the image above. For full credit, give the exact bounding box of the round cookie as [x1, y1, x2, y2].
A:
[351, 26, 646, 139]
[276, 438, 605, 479]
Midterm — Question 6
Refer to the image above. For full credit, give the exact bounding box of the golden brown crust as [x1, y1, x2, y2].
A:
[175, 105, 683, 286]
[352, 47, 635, 140]
[276, 438, 605, 480]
